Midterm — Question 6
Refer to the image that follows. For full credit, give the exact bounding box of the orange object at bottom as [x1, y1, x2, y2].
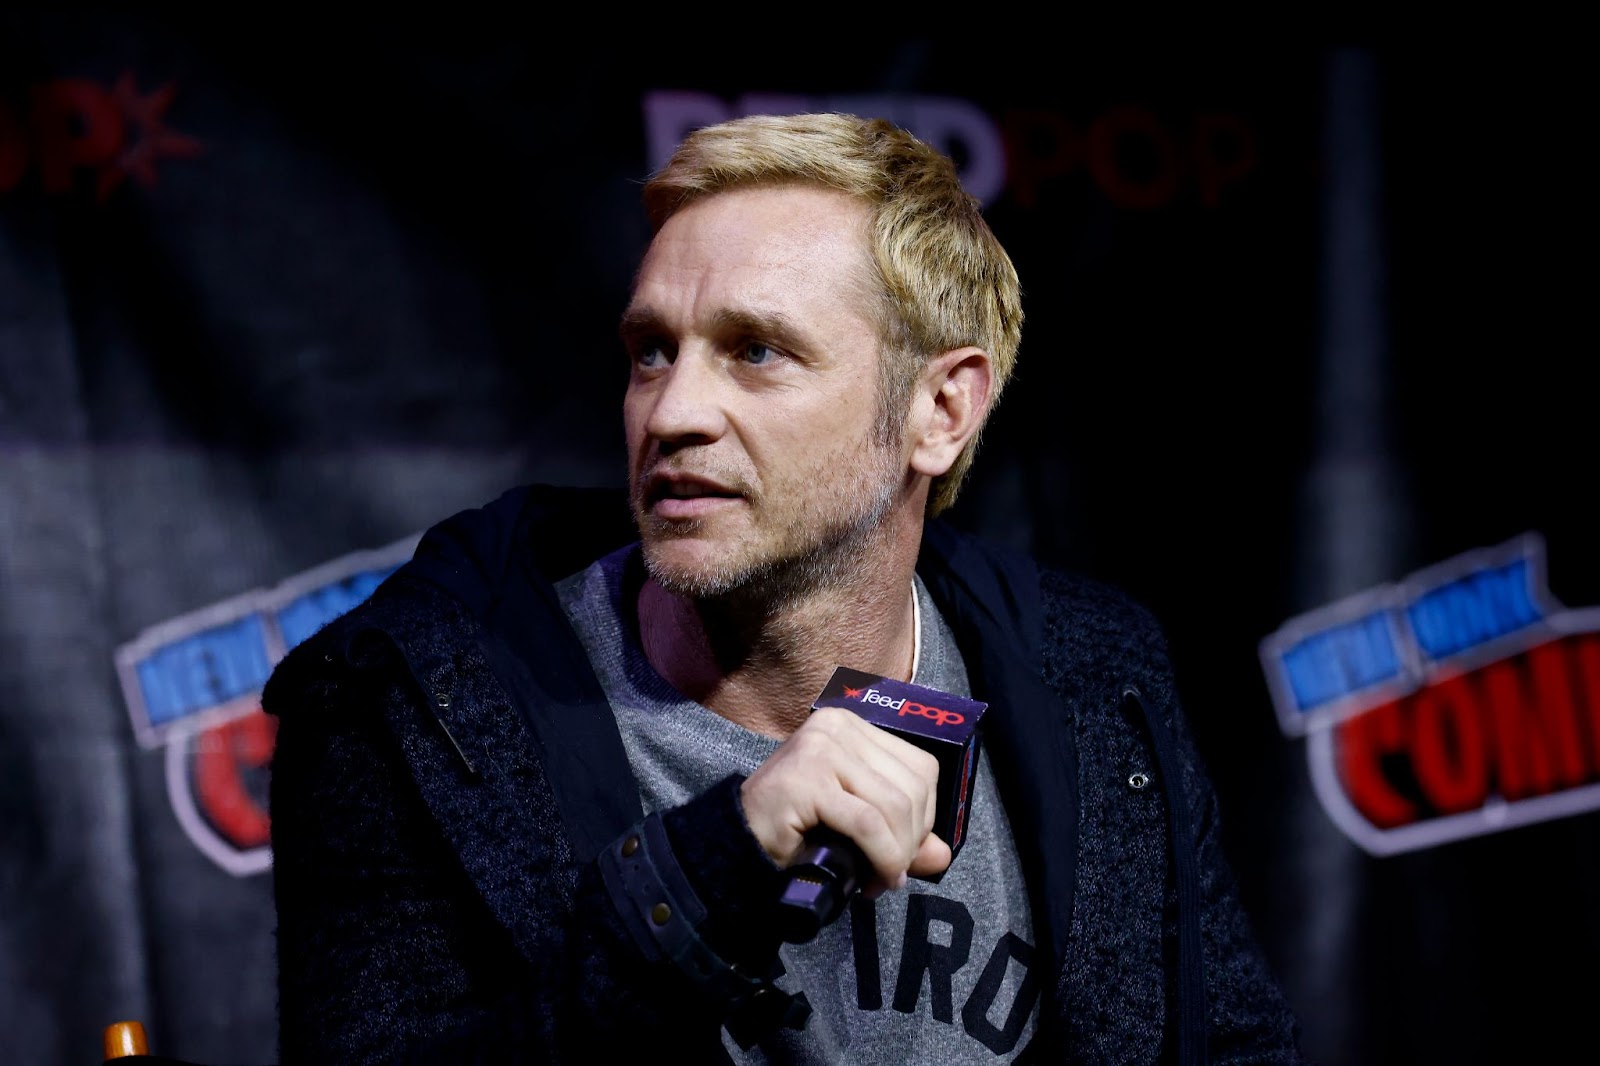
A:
[103, 1020, 149, 1059]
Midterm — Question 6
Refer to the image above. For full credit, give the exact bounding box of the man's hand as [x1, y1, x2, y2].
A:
[740, 706, 952, 898]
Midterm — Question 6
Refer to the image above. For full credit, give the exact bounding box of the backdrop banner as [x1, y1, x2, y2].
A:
[2, 17, 1594, 1065]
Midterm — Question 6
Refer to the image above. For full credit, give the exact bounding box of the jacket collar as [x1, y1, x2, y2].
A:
[403, 482, 644, 863]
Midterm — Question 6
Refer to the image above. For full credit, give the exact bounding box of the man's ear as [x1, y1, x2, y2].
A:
[907, 346, 993, 478]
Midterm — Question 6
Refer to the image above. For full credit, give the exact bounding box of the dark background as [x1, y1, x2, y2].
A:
[3, 17, 1595, 1064]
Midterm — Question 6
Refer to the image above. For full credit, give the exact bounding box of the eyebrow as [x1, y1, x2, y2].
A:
[618, 306, 813, 355]
[617, 306, 663, 343]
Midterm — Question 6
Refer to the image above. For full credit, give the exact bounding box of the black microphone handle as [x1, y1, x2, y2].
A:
[774, 825, 866, 944]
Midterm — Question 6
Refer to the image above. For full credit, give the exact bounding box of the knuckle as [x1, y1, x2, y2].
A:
[811, 706, 858, 735]
[889, 786, 918, 827]
[789, 720, 839, 757]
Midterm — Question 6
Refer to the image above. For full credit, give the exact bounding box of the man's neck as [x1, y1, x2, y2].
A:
[636, 555, 921, 740]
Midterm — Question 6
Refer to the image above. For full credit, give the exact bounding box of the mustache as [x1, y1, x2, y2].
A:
[631, 459, 758, 505]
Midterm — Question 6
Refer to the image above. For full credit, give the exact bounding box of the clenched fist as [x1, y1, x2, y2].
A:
[741, 705, 952, 898]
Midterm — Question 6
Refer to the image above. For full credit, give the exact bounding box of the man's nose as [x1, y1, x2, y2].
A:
[640, 352, 728, 445]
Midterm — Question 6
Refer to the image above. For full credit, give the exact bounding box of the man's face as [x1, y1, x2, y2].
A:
[621, 184, 909, 605]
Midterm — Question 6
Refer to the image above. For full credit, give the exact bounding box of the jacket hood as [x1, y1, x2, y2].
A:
[398, 482, 637, 620]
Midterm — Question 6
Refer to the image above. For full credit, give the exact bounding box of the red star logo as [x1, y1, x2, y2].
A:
[843, 686, 864, 699]
[97, 71, 203, 202]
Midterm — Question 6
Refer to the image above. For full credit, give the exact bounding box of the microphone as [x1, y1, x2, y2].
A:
[774, 666, 989, 944]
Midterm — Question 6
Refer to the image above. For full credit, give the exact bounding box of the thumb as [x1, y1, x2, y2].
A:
[908, 833, 952, 879]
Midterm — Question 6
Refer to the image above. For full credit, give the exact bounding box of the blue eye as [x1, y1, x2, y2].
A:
[633, 344, 670, 369]
[741, 343, 774, 365]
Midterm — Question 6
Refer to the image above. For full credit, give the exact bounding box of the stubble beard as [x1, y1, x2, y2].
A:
[633, 441, 905, 613]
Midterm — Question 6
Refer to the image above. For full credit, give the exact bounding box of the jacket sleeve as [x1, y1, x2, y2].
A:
[266, 618, 787, 1066]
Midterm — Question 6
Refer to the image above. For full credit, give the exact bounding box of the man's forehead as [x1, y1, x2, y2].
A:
[623, 186, 880, 335]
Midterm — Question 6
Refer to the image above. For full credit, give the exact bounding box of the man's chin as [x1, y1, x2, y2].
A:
[638, 539, 751, 600]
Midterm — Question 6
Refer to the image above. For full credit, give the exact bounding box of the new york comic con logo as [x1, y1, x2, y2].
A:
[114, 537, 417, 875]
[1259, 533, 1600, 855]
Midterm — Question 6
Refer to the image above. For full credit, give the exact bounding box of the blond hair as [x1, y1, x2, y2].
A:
[642, 112, 1022, 516]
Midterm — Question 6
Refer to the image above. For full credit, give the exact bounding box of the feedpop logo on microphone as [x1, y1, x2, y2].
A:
[849, 684, 968, 727]
[815, 667, 988, 857]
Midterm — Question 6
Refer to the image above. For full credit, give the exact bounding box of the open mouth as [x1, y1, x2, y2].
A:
[643, 474, 744, 508]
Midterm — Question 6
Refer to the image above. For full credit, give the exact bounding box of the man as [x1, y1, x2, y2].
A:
[265, 112, 1306, 1064]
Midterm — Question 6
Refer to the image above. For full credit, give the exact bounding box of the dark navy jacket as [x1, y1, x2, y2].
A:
[264, 483, 1305, 1065]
